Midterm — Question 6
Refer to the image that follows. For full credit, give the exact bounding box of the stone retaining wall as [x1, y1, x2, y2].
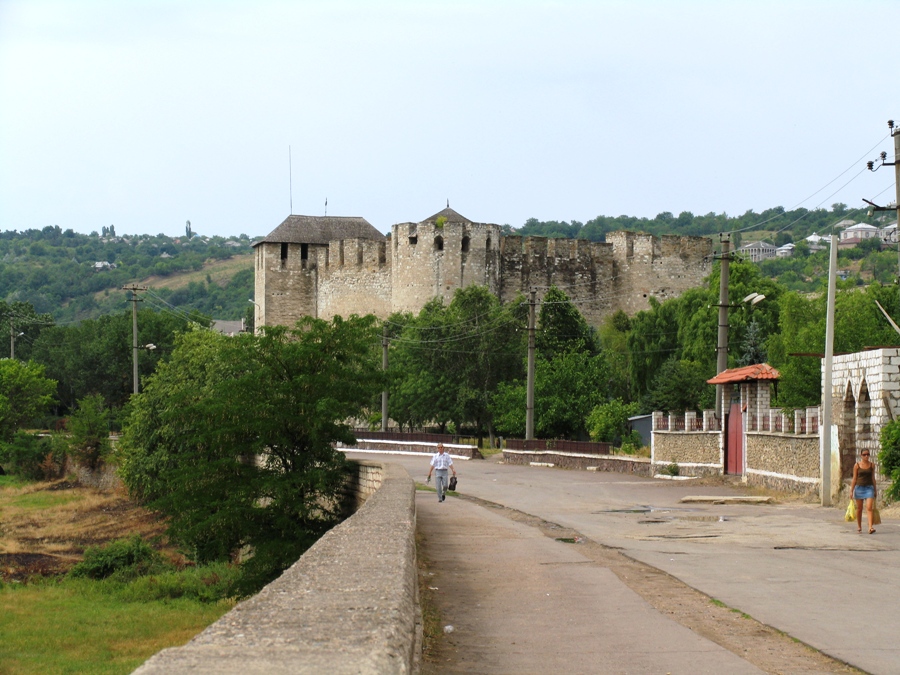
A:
[501, 449, 651, 475]
[134, 461, 420, 675]
[745, 433, 820, 495]
[342, 439, 483, 460]
[652, 431, 721, 476]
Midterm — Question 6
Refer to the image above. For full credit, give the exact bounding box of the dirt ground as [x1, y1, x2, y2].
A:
[418, 490, 867, 675]
[0, 479, 171, 581]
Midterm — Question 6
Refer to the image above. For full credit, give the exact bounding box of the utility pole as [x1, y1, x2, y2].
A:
[821, 234, 838, 506]
[381, 325, 389, 432]
[526, 289, 537, 440]
[714, 234, 732, 418]
[9, 319, 14, 360]
[866, 120, 900, 289]
[123, 284, 148, 394]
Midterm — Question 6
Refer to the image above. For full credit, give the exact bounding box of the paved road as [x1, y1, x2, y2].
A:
[347, 451, 899, 674]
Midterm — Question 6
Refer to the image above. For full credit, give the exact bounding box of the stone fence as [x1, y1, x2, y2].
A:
[501, 449, 651, 476]
[134, 460, 420, 675]
[340, 438, 483, 460]
[651, 408, 822, 493]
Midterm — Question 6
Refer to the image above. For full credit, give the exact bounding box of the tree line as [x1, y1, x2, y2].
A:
[0, 225, 253, 323]
[6, 245, 900, 594]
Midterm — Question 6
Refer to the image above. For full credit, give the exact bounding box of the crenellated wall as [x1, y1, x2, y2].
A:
[256, 212, 713, 329]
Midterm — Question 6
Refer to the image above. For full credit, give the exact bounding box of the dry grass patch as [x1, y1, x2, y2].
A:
[0, 478, 171, 580]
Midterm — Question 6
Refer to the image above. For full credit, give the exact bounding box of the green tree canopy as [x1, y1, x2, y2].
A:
[0, 359, 57, 441]
[119, 316, 383, 593]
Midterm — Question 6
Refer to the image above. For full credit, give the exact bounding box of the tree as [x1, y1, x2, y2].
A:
[66, 394, 112, 469]
[643, 358, 714, 413]
[0, 359, 56, 441]
[387, 288, 526, 438]
[587, 399, 640, 444]
[492, 287, 607, 439]
[31, 307, 207, 412]
[119, 316, 383, 593]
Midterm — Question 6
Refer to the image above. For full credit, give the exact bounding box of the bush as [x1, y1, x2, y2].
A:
[66, 394, 112, 469]
[879, 420, 900, 502]
[0, 432, 65, 480]
[660, 463, 680, 476]
[115, 562, 241, 603]
[69, 536, 166, 581]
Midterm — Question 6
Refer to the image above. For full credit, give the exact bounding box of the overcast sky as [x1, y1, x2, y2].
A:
[1, 0, 897, 239]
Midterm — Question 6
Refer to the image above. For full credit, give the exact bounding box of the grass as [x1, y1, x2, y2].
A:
[0, 579, 234, 675]
[710, 598, 752, 620]
[0, 477, 236, 673]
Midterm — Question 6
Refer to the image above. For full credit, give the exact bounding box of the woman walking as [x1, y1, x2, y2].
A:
[850, 450, 878, 534]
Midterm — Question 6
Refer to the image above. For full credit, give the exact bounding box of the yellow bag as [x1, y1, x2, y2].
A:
[845, 500, 856, 522]
[872, 507, 882, 526]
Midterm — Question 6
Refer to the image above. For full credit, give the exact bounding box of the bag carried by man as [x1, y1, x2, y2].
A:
[449, 475, 458, 492]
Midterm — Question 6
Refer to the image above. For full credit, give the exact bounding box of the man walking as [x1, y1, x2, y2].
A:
[427, 443, 457, 502]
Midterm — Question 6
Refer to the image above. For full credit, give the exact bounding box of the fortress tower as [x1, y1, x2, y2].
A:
[253, 208, 713, 329]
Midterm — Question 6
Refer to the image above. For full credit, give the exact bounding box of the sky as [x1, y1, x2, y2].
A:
[1, 0, 898, 239]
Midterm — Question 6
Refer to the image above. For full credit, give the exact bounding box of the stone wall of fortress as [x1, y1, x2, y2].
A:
[256, 225, 712, 328]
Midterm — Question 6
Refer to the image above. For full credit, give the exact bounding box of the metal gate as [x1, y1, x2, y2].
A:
[725, 401, 743, 475]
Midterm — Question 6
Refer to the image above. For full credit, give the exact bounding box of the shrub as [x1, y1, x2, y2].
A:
[0, 432, 64, 480]
[660, 463, 680, 476]
[117, 562, 241, 603]
[69, 536, 166, 581]
[66, 394, 112, 469]
[879, 419, 900, 502]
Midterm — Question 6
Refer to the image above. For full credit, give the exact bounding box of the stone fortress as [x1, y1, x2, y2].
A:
[252, 207, 713, 329]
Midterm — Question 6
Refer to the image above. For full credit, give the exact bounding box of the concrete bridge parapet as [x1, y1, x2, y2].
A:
[134, 461, 420, 675]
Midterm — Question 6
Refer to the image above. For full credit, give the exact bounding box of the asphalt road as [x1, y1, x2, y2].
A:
[346, 450, 899, 675]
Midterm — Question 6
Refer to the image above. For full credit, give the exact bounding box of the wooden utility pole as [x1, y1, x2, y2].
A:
[715, 235, 732, 418]
[381, 325, 389, 431]
[526, 289, 537, 440]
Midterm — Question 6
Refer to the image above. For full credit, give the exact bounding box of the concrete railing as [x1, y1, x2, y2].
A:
[134, 461, 420, 675]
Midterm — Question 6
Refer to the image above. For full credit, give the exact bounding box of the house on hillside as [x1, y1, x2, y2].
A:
[775, 243, 794, 258]
[738, 241, 776, 262]
[839, 223, 880, 250]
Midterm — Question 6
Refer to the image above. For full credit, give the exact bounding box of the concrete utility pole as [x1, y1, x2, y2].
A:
[714, 234, 732, 418]
[821, 234, 838, 507]
[381, 325, 389, 432]
[526, 289, 537, 440]
[9, 319, 14, 360]
[123, 284, 148, 395]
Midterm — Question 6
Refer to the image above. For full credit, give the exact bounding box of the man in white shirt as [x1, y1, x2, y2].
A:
[426, 443, 457, 502]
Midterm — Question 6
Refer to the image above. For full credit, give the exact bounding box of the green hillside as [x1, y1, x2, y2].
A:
[0, 226, 256, 323]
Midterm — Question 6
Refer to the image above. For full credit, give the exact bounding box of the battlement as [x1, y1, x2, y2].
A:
[321, 238, 389, 270]
[499, 235, 613, 264]
[256, 210, 713, 330]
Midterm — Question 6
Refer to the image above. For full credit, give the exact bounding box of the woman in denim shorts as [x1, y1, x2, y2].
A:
[850, 450, 878, 534]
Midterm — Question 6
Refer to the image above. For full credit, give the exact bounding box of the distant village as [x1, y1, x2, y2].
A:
[738, 217, 898, 262]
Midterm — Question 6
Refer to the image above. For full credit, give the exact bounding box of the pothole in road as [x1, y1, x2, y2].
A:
[638, 515, 729, 524]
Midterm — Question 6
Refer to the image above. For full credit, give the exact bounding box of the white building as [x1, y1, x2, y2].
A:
[738, 241, 777, 263]
[775, 243, 794, 258]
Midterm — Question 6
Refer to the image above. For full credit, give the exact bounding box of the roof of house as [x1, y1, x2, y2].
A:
[740, 241, 776, 250]
[254, 215, 384, 247]
[212, 320, 244, 335]
[844, 223, 878, 232]
[706, 363, 780, 385]
[421, 207, 473, 225]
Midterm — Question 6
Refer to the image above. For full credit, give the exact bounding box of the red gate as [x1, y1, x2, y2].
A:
[725, 402, 743, 475]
